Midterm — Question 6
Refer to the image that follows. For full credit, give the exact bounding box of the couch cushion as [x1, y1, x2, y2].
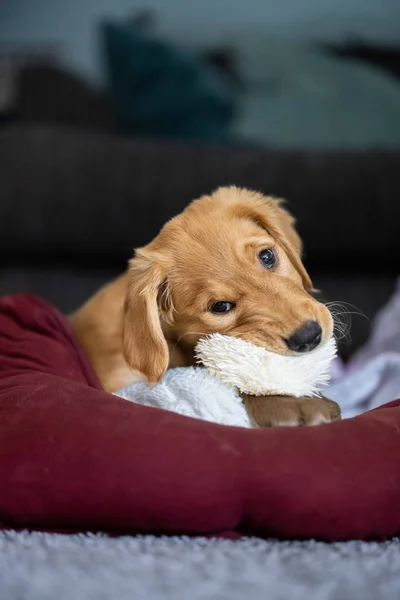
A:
[1, 125, 399, 268]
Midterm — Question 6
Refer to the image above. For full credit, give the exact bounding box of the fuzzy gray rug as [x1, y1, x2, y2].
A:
[0, 531, 399, 600]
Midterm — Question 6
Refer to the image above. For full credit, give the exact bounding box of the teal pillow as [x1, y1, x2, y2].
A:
[101, 21, 236, 141]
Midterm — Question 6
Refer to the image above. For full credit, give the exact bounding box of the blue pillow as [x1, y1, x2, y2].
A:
[101, 21, 236, 141]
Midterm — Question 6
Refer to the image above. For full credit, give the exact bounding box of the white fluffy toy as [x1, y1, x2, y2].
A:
[195, 334, 336, 398]
[115, 334, 337, 428]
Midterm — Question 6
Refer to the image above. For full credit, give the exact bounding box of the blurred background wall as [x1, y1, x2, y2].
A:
[2, 0, 400, 79]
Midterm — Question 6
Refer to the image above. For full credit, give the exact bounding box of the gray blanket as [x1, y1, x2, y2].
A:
[327, 276, 400, 418]
[1, 531, 399, 600]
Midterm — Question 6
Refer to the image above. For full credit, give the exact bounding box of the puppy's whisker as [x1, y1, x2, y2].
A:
[325, 299, 370, 347]
[325, 301, 370, 322]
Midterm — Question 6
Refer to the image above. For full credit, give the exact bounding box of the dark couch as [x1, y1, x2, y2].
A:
[1, 62, 399, 358]
[1, 122, 398, 358]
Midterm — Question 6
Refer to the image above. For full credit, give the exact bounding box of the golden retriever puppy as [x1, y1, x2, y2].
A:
[69, 187, 340, 427]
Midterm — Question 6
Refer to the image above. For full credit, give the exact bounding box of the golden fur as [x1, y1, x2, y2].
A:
[69, 187, 338, 426]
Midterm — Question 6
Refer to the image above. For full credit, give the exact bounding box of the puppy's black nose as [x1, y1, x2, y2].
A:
[286, 320, 322, 353]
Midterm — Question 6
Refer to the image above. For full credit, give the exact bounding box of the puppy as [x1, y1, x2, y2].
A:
[69, 187, 340, 427]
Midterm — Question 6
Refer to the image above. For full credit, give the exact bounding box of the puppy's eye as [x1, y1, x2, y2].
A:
[259, 249, 276, 269]
[210, 301, 235, 314]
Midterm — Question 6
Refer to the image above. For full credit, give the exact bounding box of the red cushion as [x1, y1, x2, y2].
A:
[1, 293, 400, 540]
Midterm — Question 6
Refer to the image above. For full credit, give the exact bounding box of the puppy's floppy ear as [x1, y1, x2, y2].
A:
[124, 250, 169, 384]
[269, 200, 314, 289]
[272, 202, 303, 256]
[228, 188, 313, 290]
[254, 199, 313, 290]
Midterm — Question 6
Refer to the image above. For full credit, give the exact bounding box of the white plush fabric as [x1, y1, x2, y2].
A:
[1, 530, 400, 600]
[116, 367, 251, 427]
[116, 336, 336, 426]
[195, 334, 337, 397]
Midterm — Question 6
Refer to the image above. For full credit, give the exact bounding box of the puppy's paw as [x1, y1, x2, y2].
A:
[242, 394, 341, 428]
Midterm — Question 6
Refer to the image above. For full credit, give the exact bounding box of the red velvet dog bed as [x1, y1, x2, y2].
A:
[1, 294, 400, 540]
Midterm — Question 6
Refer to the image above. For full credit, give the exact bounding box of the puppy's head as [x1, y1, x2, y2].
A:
[124, 187, 333, 383]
